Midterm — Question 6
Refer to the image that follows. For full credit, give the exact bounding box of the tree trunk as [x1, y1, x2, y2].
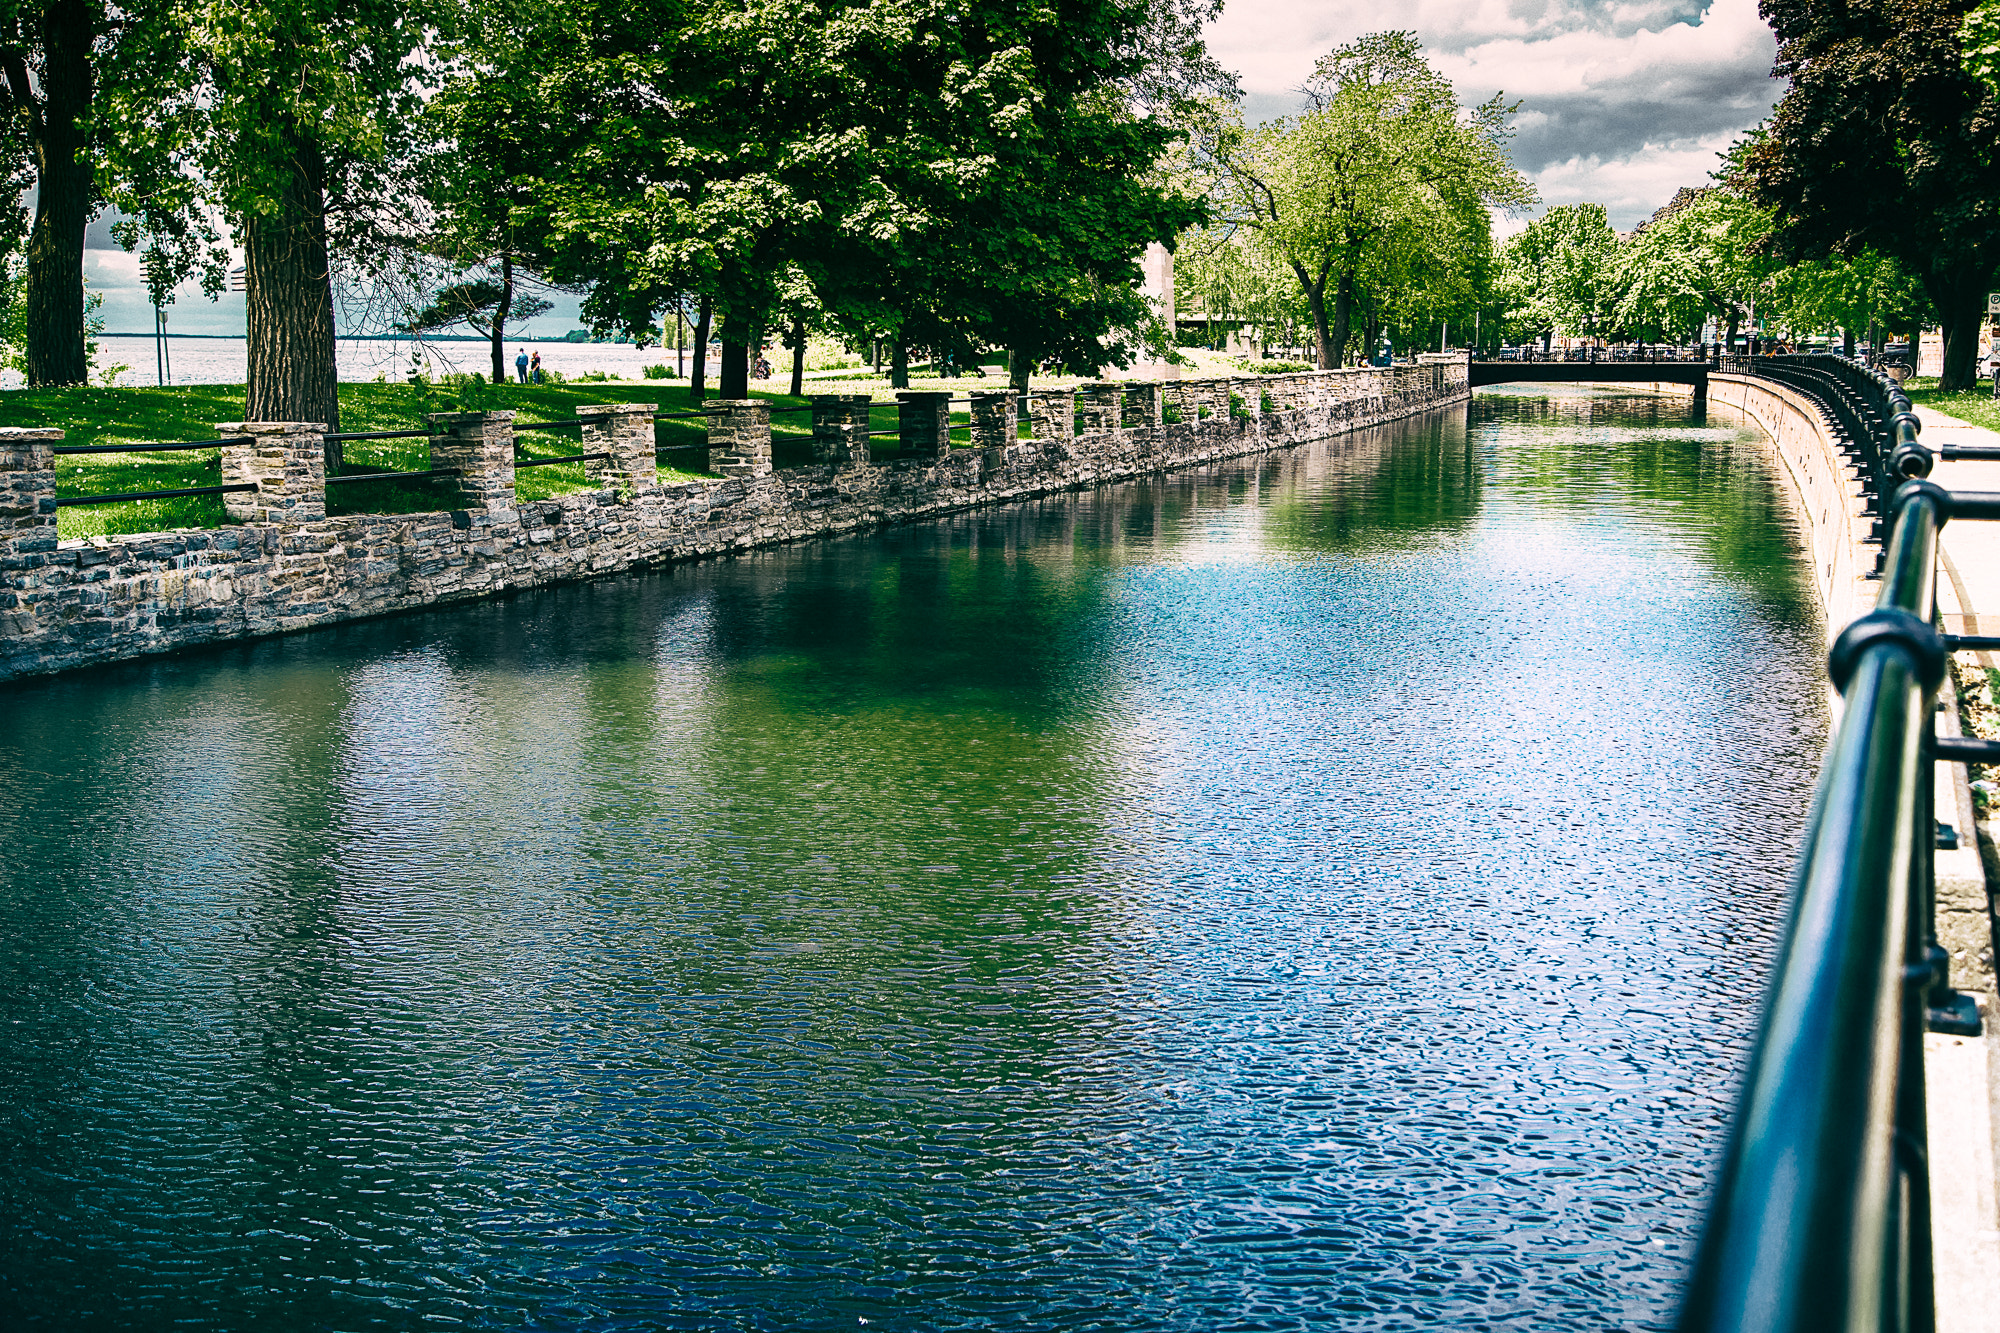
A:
[489, 253, 514, 384]
[688, 293, 711, 402]
[1725, 312, 1740, 354]
[1939, 285, 1983, 390]
[1010, 348, 1031, 395]
[891, 339, 909, 389]
[1301, 283, 1331, 370]
[1326, 268, 1355, 369]
[16, 0, 95, 387]
[244, 138, 341, 464]
[788, 317, 805, 396]
[1842, 327, 1855, 357]
[718, 311, 749, 398]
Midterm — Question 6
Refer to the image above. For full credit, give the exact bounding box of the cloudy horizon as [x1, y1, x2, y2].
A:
[1210, 0, 1780, 232]
[86, 0, 1781, 339]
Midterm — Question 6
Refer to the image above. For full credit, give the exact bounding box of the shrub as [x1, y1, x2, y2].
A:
[1246, 359, 1315, 374]
[642, 363, 678, 379]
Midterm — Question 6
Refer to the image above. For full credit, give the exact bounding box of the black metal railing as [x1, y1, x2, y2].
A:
[50, 435, 258, 509]
[327, 467, 461, 486]
[1474, 346, 1717, 364]
[1679, 353, 1998, 1333]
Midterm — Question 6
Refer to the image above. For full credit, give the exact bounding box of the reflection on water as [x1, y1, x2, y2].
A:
[0, 388, 1824, 1330]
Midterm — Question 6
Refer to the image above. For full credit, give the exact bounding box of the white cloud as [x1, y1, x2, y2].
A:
[1207, 0, 1779, 227]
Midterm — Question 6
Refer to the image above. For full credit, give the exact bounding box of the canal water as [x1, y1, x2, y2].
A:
[0, 387, 1827, 1331]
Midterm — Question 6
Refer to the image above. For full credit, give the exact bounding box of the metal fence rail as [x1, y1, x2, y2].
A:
[1679, 353, 1994, 1333]
[53, 482, 259, 508]
[50, 434, 255, 508]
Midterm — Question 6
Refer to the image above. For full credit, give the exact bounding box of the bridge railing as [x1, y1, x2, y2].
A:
[1679, 353, 2000, 1333]
[1474, 345, 1716, 364]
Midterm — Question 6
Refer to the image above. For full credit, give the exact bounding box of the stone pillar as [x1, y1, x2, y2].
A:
[1078, 384, 1124, 433]
[219, 422, 326, 524]
[428, 410, 519, 510]
[707, 400, 772, 479]
[0, 428, 58, 553]
[1027, 390, 1075, 443]
[896, 391, 953, 460]
[576, 403, 658, 492]
[1126, 383, 1164, 429]
[1184, 380, 1215, 421]
[809, 394, 872, 465]
[969, 391, 1017, 450]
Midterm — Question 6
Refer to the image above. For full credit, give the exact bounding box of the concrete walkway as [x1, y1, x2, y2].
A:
[1912, 403, 2000, 1333]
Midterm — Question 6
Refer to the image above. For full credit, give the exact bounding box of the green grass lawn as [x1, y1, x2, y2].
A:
[1900, 377, 2000, 436]
[20, 381, 973, 539]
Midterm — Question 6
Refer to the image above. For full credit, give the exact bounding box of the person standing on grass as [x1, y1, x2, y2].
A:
[516, 348, 530, 383]
[530, 350, 543, 384]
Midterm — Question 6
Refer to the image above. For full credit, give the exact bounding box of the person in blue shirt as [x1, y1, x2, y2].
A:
[515, 349, 529, 383]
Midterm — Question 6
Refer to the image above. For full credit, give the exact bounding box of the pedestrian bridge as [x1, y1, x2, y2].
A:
[1468, 355, 1710, 394]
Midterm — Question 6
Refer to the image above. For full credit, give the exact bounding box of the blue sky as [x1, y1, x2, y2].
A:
[90, 0, 1779, 336]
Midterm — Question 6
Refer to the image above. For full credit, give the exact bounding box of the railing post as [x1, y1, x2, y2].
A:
[428, 410, 519, 510]
[968, 390, 1016, 450]
[1027, 389, 1075, 444]
[575, 403, 658, 493]
[895, 391, 952, 461]
[707, 400, 772, 478]
[219, 422, 326, 524]
[0, 428, 58, 556]
[808, 394, 872, 466]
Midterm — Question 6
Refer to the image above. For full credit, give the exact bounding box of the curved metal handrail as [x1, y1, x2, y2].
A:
[1679, 352, 1987, 1333]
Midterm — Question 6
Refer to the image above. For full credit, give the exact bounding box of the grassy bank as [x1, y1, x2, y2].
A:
[1901, 378, 2000, 437]
[20, 381, 964, 539]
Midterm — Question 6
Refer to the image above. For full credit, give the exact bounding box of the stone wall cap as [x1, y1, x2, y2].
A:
[808, 393, 874, 404]
[427, 409, 517, 424]
[0, 427, 62, 440]
[575, 402, 659, 415]
[216, 421, 327, 434]
[894, 390, 954, 401]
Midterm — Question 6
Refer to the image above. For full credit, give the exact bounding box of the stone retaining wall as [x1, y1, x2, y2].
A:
[1706, 372, 1878, 639]
[0, 360, 1469, 683]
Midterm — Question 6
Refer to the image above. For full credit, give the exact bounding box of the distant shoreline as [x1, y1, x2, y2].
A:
[101, 332, 616, 344]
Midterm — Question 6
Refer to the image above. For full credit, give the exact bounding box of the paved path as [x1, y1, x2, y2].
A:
[1917, 404, 2000, 661]
[1913, 403, 2000, 1333]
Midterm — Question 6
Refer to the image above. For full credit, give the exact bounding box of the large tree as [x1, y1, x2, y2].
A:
[0, 0, 99, 385]
[112, 0, 451, 436]
[1203, 32, 1532, 367]
[1497, 204, 1619, 350]
[1750, 0, 2000, 389]
[1615, 189, 1776, 347]
[441, 0, 1203, 398]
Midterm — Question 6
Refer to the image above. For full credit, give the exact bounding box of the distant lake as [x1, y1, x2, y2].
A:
[28, 336, 714, 390]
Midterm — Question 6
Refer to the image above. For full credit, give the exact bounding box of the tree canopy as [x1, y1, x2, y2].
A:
[1196, 32, 1532, 367]
[1748, 0, 2000, 388]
